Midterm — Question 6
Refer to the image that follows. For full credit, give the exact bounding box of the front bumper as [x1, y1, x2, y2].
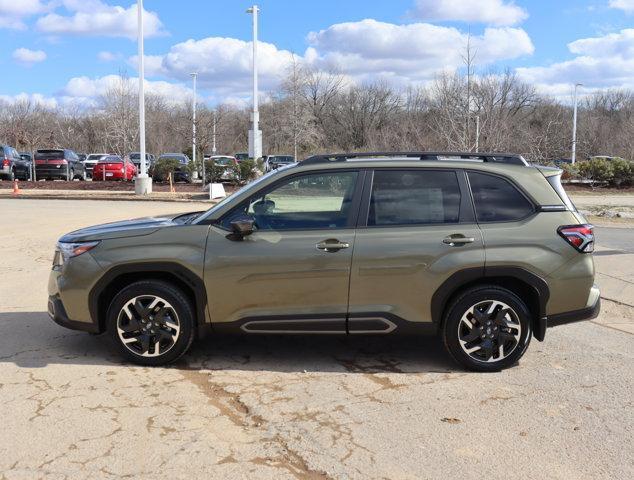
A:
[48, 295, 99, 333]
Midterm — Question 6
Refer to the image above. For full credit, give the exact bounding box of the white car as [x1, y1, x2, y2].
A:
[83, 153, 109, 178]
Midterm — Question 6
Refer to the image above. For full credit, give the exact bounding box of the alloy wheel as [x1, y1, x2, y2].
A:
[116, 295, 181, 357]
[457, 300, 522, 363]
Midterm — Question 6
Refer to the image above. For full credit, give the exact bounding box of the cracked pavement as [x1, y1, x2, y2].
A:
[1, 199, 632, 480]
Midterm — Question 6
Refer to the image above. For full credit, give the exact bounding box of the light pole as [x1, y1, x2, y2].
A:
[134, 0, 152, 194]
[212, 109, 217, 154]
[571, 83, 583, 165]
[246, 5, 262, 159]
[191, 72, 201, 185]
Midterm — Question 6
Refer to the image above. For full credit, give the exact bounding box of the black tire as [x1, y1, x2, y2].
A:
[442, 286, 532, 372]
[8, 169, 15, 181]
[106, 280, 196, 366]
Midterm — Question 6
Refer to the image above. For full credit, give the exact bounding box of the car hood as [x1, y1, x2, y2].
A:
[59, 211, 205, 242]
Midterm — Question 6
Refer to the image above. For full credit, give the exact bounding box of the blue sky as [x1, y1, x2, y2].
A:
[1, 0, 634, 107]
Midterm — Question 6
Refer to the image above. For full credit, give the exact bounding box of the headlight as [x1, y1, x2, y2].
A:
[56, 241, 100, 264]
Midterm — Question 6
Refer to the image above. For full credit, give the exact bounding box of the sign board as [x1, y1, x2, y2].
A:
[209, 182, 227, 200]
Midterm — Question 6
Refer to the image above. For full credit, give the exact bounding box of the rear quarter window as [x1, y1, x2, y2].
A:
[468, 172, 534, 222]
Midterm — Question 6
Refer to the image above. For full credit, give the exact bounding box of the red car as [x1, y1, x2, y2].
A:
[92, 155, 137, 181]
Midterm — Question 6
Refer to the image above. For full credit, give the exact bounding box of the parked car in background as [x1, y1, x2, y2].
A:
[264, 155, 296, 172]
[1, 145, 31, 181]
[83, 153, 109, 178]
[127, 152, 155, 174]
[155, 153, 192, 183]
[34, 149, 86, 181]
[235, 152, 249, 162]
[92, 155, 137, 181]
[19, 152, 33, 180]
[77, 154, 87, 162]
[207, 155, 238, 181]
[552, 158, 572, 166]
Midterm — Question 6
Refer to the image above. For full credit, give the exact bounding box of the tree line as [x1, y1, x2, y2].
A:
[1, 67, 633, 164]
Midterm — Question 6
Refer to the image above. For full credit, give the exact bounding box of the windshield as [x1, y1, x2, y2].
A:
[87, 154, 107, 161]
[214, 157, 234, 166]
[194, 168, 289, 224]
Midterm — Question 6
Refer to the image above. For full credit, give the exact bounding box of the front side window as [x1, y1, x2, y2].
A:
[222, 171, 359, 231]
[368, 170, 461, 226]
[468, 172, 534, 222]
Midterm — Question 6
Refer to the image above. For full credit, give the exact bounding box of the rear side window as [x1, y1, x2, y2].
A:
[468, 172, 534, 222]
[368, 170, 461, 226]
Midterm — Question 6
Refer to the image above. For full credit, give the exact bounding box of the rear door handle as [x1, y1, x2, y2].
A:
[316, 239, 350, 252]
[443, 235, 475, 246]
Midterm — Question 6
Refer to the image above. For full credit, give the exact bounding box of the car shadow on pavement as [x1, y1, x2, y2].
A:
[0, 312, 456, 373]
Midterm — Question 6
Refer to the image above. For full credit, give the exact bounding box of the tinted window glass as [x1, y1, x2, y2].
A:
[222, 171, 358, 231]
[468, 172, 534, 222]
[368, 170, 461, 226]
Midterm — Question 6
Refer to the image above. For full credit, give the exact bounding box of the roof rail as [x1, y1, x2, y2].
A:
[302, 151, 528, 166]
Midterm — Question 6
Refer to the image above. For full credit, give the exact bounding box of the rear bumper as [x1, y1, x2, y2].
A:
[48, 295, 99, 333]
[36, 166, 68, 178]
[535, 284, 601, 340]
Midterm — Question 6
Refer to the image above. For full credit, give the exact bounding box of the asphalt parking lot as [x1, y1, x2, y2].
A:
[1, 199, 632, 480]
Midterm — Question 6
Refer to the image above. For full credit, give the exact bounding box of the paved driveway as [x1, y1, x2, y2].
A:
[0, 199, 632, 480]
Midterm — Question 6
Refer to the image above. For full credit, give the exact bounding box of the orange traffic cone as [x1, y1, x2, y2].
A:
[12, 179, 20, 196]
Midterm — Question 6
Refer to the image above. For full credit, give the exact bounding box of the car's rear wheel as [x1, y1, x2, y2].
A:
[106, 281, 196, 366]
[442, 286, 532, 372]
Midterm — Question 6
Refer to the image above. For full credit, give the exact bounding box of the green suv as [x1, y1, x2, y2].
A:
[48, 152, 600, 371]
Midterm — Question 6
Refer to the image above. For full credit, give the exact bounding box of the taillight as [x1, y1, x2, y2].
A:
[558, 224, 594, 253]
[2, 158, 9, 167]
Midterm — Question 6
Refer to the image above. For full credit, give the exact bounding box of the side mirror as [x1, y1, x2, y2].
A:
[230, 217, 255, 237]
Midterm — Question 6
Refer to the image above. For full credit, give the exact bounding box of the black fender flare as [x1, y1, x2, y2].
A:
[88, 262, 207, 332]
[431, 266, 549, 338]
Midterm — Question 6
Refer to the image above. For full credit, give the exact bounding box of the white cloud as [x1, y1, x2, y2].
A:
[12, 47, 47, 65]
[61, 74, 193, 105]
[0, 0, 49, 30]
[0, 92, 58, 109]
[97, 51, 122, 62]
[410, 0, 528, 26]
[307, 19, 534, 84]
[36, 0, 165, 39]
[609, 0, 634, 13]
[129, 37, 294, 98]
[517, 29, 634, 94]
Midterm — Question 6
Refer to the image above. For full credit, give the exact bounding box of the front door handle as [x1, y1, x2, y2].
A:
[443, 235, 475, 246]
[316, 239, 350, 252]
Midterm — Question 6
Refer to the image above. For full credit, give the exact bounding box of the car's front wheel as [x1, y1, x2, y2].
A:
[106, 280, 196, 366]
[442, 286, 532, 372]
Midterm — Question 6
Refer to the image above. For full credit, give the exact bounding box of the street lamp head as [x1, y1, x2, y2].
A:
[189, 72, 197, 78]
[246, 5, 258, 13]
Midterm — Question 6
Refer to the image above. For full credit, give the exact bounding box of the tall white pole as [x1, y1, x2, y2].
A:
[191, 73, 199, 183]
[247, 5, 261, 159]
[135, 0, 151, 194]
[572, 83, 582, 165]
[212, 109, 217, 154]
[475, 115, 480, 153]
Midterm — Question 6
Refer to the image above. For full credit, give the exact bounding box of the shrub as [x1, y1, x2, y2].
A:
[204, 159, 233, 183]
[608, 157, 632, 187]
[577, 158, 613, 187]
[231, 159, 258, 185]
[152, 157, 181, 182]
[561, 163, 579, 181]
